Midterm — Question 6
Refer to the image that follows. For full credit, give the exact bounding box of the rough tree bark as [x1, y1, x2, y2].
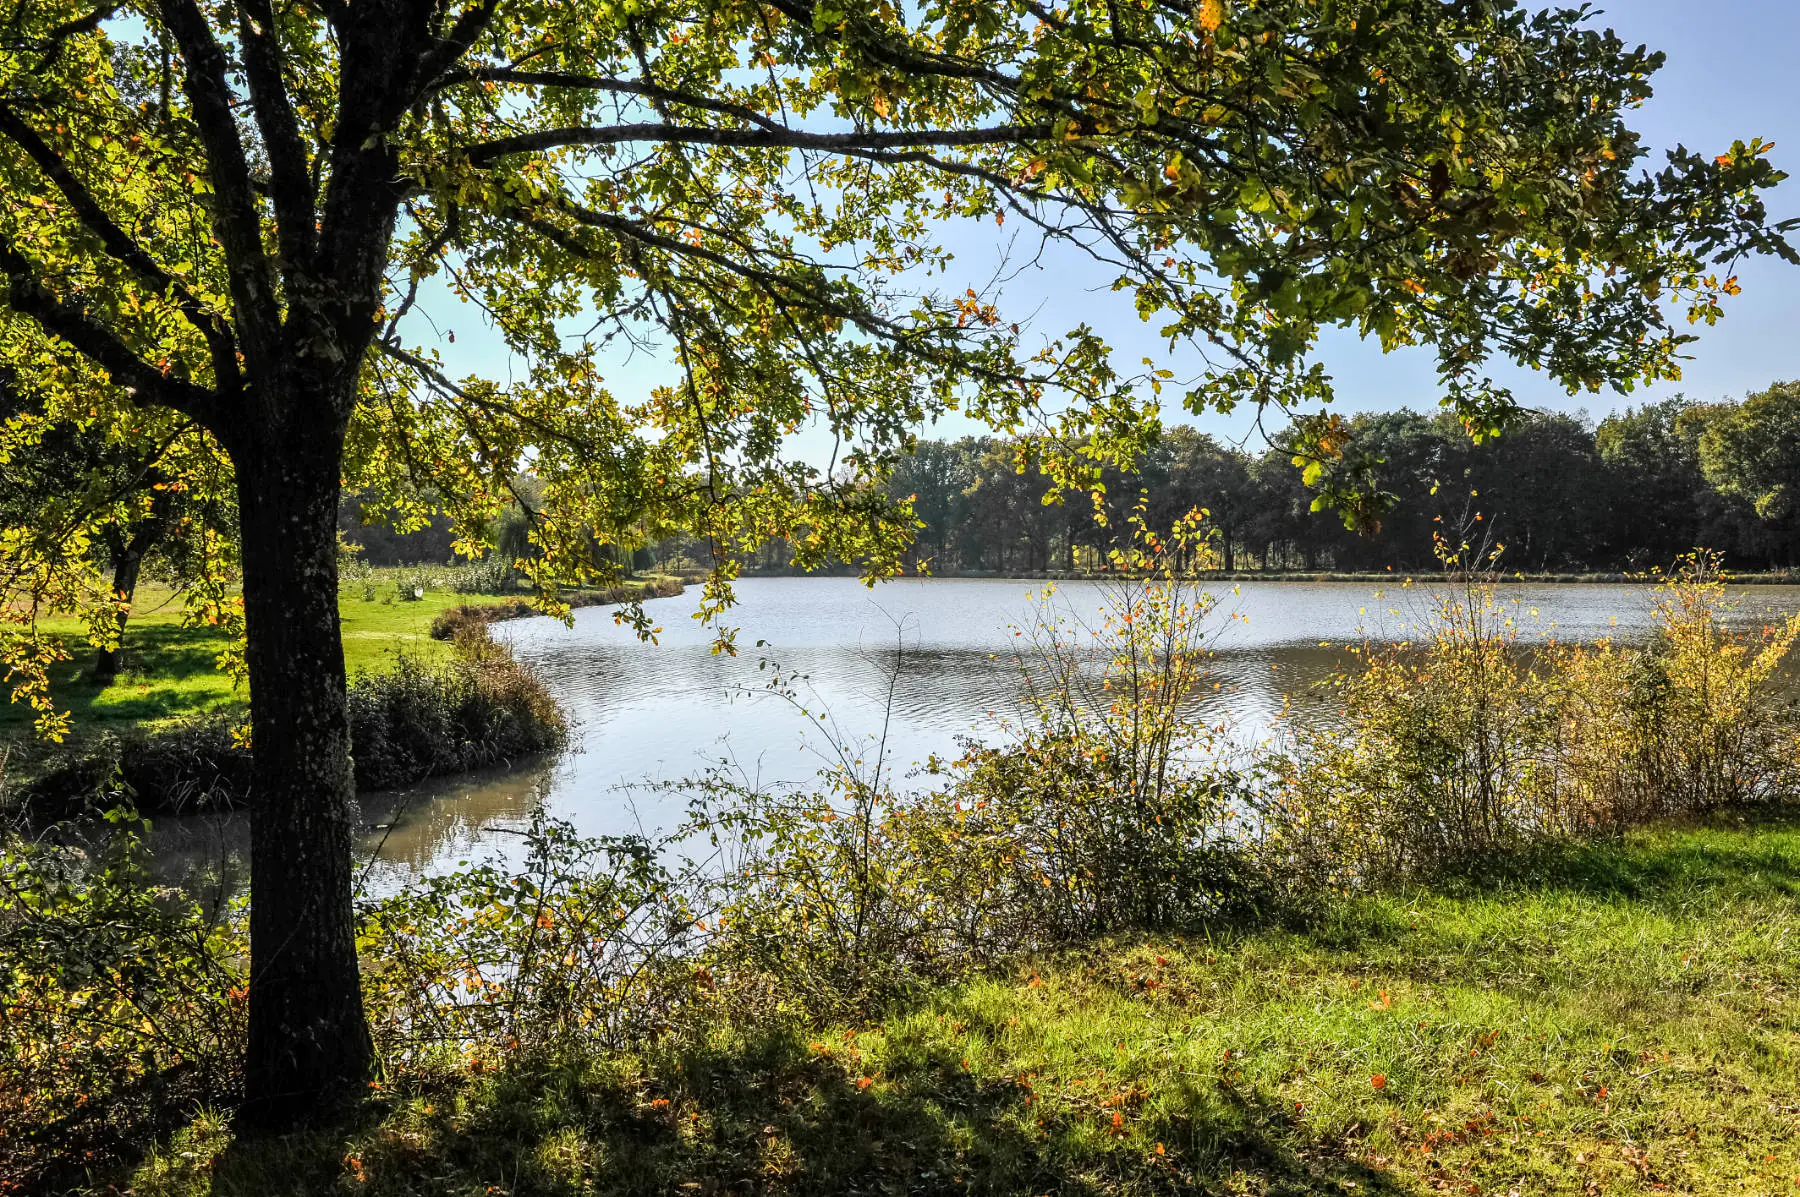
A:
[232, 397, 374, 1126]
[161, 0, 419, 1120]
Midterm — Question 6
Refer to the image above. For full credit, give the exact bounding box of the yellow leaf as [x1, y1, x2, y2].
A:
[1197, 0, 1225, 33]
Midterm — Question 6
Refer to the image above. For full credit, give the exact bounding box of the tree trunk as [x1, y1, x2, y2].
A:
[235, 420, 374, 1127]
[92, 491, 172, 683]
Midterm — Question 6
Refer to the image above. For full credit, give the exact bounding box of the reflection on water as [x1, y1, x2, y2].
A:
[151, 757, 562, 897]
[356, 759, 559, 873]
[153, 577, 1800, 881]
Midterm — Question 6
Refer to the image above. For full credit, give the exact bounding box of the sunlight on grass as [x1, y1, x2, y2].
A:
[123, 817, 1800, 1197]
[1, 579, 523, 737]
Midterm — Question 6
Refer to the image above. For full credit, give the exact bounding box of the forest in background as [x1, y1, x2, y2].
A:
[345, 382, 1800, 576]
[881, 383, 1800, 575]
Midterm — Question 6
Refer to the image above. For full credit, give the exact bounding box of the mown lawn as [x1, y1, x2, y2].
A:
[121, 815, 1800, 1196]
[1, 578, 528, 737]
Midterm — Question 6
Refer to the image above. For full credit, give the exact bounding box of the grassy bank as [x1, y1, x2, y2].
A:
[0, 571, 683, 739]
[110, 814, 1800, 1196]
[1, 570, 677, 811]
[7, 559, 1798, 1194]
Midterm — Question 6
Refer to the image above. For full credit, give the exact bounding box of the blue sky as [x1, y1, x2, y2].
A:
[932, 0, 1800, 445]
[421, 2, 1800, 457]
[1299, 0, 1800, 429]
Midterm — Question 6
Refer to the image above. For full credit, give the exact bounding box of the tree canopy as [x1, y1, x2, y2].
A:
[3, 0, 1791, 612]
[0, 0, 1792, 1119]
[1697, 379, 1800, 528]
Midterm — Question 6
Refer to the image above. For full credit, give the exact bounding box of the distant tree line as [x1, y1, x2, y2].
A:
[338, 495, 460, 567]
[882, 383, 1800, 574]
[341, 479, 658, 576]
[342, 381, 1800, 575]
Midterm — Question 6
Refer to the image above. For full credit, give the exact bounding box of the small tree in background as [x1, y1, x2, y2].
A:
[1, 384, 235, 712]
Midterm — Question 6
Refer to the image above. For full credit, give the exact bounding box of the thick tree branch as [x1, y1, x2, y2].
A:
[158, 0, 282, 363]
[30, 2, 121, 70]
[414, 0, 501, 95]
[508, 202, 913, 346]
[463, 120, 1055, 165]
[0, 236, 221, 428]
[763, 0, 1023, 89]
[238, 0, 318, 269]
[435, 68, 796, 136]
[314, 0, 440, 358]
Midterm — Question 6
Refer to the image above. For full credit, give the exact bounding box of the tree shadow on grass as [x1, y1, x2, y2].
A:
[189, 1025, 1409, 1197]
[1270, 808, 1800, 957]
[1431, 808, 1800, 906]
[0, 622, 239, 738]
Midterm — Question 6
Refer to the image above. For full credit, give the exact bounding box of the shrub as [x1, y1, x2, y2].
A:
[1256, 570, 1565, 886]
[427, 579, 686, 641]
[14, 714, 254, 819]
[690, 517, 1254, 1011]
[428, 600, 532, 641]
[1258, 550, 1800, 889]
[339, 560, 524, 601]
[1554, 553, 1800, 821]
[393, 570, 430, 601]
[360, 812, 710, 1067]
[12, 633, 566, 813]
[965, 563, 1257, 933]
[571, 577, 685, 605]
[0, 812, 246, 1191]
[346, 636, 568, 791]
[451, 556, 518, 594]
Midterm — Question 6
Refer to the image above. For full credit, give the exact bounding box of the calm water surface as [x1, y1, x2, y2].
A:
[152, 578, 1800, 889]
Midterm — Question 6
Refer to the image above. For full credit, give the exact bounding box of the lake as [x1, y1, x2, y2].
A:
[151, 577, 1800, 890]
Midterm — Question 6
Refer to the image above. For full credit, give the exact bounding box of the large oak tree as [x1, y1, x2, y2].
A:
[0, 0, 1790, 1121]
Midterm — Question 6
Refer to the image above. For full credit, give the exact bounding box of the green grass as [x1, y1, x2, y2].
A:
[121, 815, 1800, 1196]
[5, 567, 688, 740]
[1, 580, 518, 738]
